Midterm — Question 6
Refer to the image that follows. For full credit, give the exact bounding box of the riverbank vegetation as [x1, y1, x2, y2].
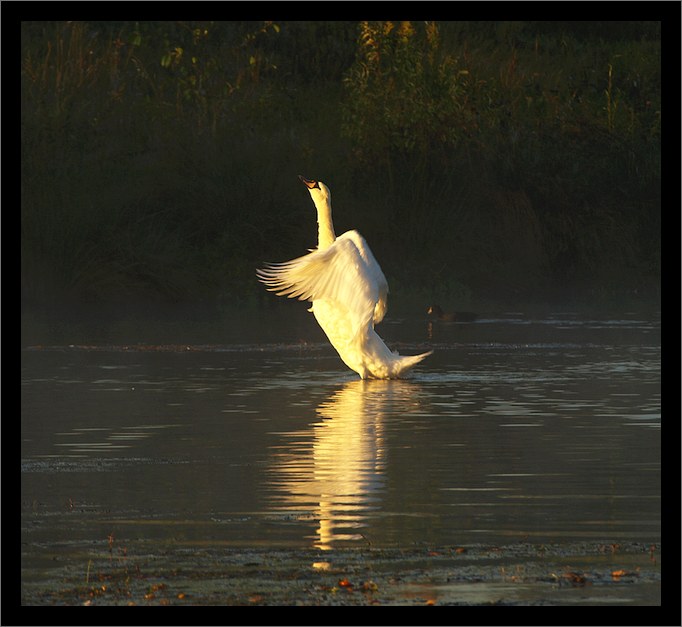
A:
[21, 21, 660, 309]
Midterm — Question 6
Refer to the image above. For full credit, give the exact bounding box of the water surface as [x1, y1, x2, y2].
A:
[21, 308, 660, 561]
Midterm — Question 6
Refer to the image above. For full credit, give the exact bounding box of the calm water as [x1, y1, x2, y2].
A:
[21, 308, 660, 559]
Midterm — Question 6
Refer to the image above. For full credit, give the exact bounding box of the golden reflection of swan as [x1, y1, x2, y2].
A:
[268, 379, 419, 550]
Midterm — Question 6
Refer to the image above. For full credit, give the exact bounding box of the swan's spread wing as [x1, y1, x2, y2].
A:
[257, 231, 387, 334]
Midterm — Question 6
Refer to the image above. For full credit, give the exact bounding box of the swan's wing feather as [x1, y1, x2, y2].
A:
[257, 233, 385, 332]
[340, 231, 389, 324]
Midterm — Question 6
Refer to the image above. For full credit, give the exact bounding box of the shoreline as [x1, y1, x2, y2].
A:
[21, 540, 661, 606]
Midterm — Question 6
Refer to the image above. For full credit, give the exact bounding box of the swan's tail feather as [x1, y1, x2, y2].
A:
[393, 350, 433, 377]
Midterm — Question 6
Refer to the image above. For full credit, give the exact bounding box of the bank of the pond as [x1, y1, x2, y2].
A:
[21, 541, 661, 606]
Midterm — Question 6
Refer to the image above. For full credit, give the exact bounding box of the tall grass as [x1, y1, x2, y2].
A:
[21, 22, 316, 304]
[340, 21, 660, 304]
[21, 21, 660, 307]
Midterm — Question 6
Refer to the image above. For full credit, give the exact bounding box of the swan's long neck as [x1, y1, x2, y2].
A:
[314, 196, 336, 250]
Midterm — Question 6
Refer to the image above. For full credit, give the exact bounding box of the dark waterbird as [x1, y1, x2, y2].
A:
[427, 305, 478, 323]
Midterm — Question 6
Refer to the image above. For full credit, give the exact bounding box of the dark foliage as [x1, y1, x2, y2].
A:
[21, 21, 660, 308]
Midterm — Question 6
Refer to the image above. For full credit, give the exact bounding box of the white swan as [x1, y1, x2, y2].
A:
[257, 176, 432, 379]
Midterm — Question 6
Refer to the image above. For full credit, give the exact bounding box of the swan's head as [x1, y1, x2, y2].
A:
[299, 175, 331, 206]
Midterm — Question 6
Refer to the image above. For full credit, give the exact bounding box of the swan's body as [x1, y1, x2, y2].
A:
[257, 176, 432, 379]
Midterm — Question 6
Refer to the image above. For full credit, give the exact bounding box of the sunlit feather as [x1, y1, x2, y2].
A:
[257, 176, 431, 379]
